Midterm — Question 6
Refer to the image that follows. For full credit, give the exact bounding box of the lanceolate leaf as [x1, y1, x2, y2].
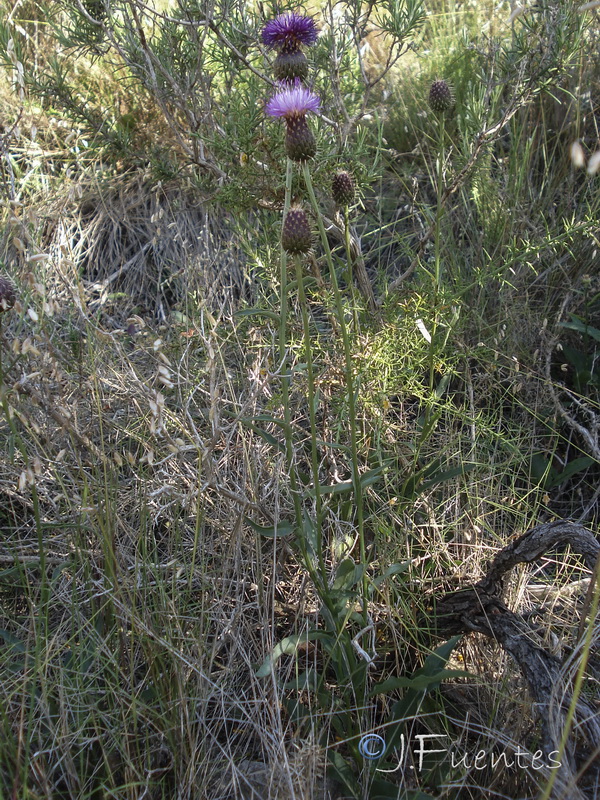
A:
[245, 517, 295, 538]
[256, 630, 334, 677]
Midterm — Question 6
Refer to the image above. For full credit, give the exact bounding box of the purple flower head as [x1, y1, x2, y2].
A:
[261, 12, 319, 52]
[266, 79, 321, 120]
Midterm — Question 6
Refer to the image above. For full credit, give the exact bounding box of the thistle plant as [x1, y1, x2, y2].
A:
[425, 78, 454, 406]
[260, 52, 458, 787]
[260, 13, 389, 794]
[261, 11, 319, 82]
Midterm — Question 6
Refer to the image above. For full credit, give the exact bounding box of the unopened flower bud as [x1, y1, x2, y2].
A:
[429, 80, 454, 114]
[332, 171, 355, 206]
[0, 275, 16, 313]
[273, 50, 309, 82]
[282, 207, 312, 254]
[285, 116, 316, 161]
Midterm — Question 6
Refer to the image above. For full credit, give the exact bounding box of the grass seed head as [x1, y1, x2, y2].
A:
[0, 275, 16, 313]
[587, 150, 600, 176]
[570, 141, 586, 168]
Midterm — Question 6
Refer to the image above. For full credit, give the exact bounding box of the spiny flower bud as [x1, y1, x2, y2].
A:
[0, 275, 16, 313]
[332, 170, 355, 206]
[428, 79, 454, 114]
[285, 116, 316, 161]
[273, 49, 309, 82]
[282, 207, 312, 255]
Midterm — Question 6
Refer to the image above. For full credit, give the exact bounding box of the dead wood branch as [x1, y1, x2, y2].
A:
[430, 520, 600, 799]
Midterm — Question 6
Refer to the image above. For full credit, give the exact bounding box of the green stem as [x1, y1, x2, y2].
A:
[343, 205, 352, 290]
[428, 114, 445, 409]
[279, 159, 294, 376]
[343, 204, 360, 330]
[278, 161, 324, 594]
[279, 162, 302, 531]
[293, 253, 326, 584]
[302, 162, 367, 625]
[434, 114, 445, 293]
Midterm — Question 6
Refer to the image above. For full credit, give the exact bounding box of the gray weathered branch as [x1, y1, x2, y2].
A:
[430, 520, 600, 799]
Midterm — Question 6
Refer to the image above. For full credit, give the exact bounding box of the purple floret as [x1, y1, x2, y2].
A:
[266, 79, 321, 119]
[261, 11, 319, 51]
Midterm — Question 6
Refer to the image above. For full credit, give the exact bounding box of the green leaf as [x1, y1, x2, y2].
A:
[0, 629, 26, 653]
[327, 751, 359, 799]
[256, 630, 333, 677]
[370, 669, 470, 696]
[247, 425, 286, 453]
[285, 276, 317, 295]
[420, 462, 476, 491]
[245, 517, 295, 538]
[370, 779, 437, 800]
[529, 452, 553, 486]
[0, 565, 29, 582]
[371, 561, 412, 588]
[434, 372, 452, 399]
[417, 408, 442, 444]
[546, 455, 596, 489]
[422, 635, 463, 675]
[302, 510, 319, 555]
[241, 414, 292, 433]
[234, 308, 280, 322]
[361, 464, 387, 488]
[381, 636, 463, 750]
[309, 479, 354, 497]
[239, 414, 291, 453]
[560, 315, 600, 343]
[332, 558, 365, 592]
[308, 465, 386, 498]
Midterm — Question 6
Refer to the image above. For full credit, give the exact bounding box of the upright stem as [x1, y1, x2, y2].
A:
[293, 254, 326, 584]
[278, 158, 294, 379]
[428, 115, 446, 399]
[279, 161, 303, 530]
[278, 161, 324, 594]
[343, 205, 353, 290]
[302, 162, 367, 625]
[434, 114, 445, 293]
